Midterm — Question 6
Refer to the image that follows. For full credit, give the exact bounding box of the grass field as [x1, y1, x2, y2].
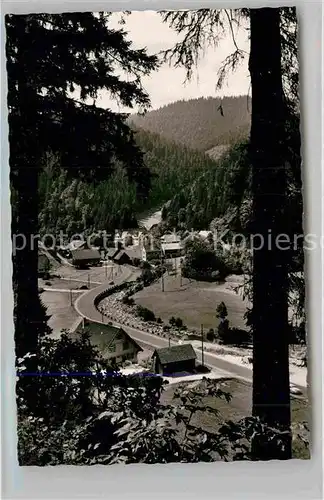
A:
[161, 378, 310, 459]
[55, 263, 119, 283]
[133, 273, 249, 331]
[39, 277, 100, 290]
[41, 291, 80, 336]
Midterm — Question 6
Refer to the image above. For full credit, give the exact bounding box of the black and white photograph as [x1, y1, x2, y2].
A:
[5, 6, 310, 466]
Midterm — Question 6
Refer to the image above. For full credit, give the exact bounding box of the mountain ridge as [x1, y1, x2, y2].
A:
[129, 95, 251, 152]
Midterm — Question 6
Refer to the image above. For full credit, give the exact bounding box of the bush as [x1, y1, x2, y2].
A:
[122, 296, 135, 306]
[289, 322, 306, 345]
[182, 240, 229, 281]
[141, 268, 155, 286]
[137, 305, 156, 322]
[134, 283, 144, 293]
[206, 328, 215, 342]
[217, 319, 230, 343]
[169, 316, 176, 326]
[229, 328, 252, 345]
[156, 317, 163, 324]
[216, 302, 228, 320]
[140, 261, 151, 270]
[174, 317, 184, 328]
[217, 324, 252, 346]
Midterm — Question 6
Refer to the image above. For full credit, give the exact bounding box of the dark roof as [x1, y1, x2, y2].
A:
[77, 321, 142, 353]
[107, 248, 119, 258]
[67, 240, 87, 251]
[124, 246, 143, 260]
[71, 249, 101, 261]
[154, 344, 196, 365]
[114, 250, 130, 261]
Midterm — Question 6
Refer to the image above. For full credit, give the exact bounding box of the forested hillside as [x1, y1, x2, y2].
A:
[38, 128, 220, 236]
[161, 142, 251, 231]
[129, 96, 251, 151]
[162, 112, 303, 252]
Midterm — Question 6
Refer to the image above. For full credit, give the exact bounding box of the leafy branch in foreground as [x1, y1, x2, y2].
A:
[160, 7, 299, 107]
[17, 334, 309, 465]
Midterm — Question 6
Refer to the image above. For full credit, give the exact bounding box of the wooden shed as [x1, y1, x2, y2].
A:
[152, 344, 197, 376]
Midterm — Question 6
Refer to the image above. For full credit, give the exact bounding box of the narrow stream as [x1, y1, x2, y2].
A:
[137, 208, 162, 230]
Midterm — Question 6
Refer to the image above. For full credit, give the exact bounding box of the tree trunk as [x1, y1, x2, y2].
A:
[10, 15, 48, 361]
[13, 166, 41, 359]
[249, 8, 292, 459]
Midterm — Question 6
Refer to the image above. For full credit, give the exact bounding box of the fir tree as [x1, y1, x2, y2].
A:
[161, 6, 300, 459]
[5, 12, 158, 358]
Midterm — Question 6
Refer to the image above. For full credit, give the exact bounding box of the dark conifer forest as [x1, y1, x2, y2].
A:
[38, 96, 252, 236]
[129, 95, 251, 151]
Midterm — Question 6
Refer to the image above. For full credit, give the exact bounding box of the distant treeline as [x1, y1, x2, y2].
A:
[129, 95, 251, 151]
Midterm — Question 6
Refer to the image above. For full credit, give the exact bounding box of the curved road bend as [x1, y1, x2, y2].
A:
[75, 267, 308, 397]
[74, 265, 140, 324]
[75, 268, 254, 383]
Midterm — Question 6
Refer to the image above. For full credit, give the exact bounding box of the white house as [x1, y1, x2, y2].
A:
[114, 230, 146, 248]
[80, 320, 143, 365]
[161, 233, 183, 257]
[198, 230, 213, 241]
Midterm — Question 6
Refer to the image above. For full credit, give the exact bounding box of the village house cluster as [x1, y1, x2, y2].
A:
[37, 227, 215, 272]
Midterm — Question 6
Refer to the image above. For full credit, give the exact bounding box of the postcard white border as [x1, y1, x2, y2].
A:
[1, 1, 323, 498]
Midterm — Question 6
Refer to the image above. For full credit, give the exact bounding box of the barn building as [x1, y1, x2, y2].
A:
[71, 248, 101, 268]
[152, 344, 197, 376]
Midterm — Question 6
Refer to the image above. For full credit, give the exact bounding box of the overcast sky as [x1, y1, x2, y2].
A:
[97, 10, 250, 113]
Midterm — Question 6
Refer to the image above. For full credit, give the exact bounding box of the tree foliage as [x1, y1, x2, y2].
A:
[38, 127, 224, 235]
[160, 7, 299, 109]
[17, 334, 309, 465]
[6, 12, 158, 192]
[182, 239, 228, 281]
[6, 12, 158, 357]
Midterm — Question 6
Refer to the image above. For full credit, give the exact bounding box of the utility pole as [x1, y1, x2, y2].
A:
[88, 273, 90, 289]
[180, 259, 182, 287]
[160, 248, 165, 292]
[105, 261, 107, 278]
[201, 324, 204, 367]
[70, 287, 73, 306]
[168, 336, 171, 348]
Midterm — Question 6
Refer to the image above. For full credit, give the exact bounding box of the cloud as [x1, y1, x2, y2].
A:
[99, 10, 250, 112]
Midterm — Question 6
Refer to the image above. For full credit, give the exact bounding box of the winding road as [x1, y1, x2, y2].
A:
[74, 265, 307, 396]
